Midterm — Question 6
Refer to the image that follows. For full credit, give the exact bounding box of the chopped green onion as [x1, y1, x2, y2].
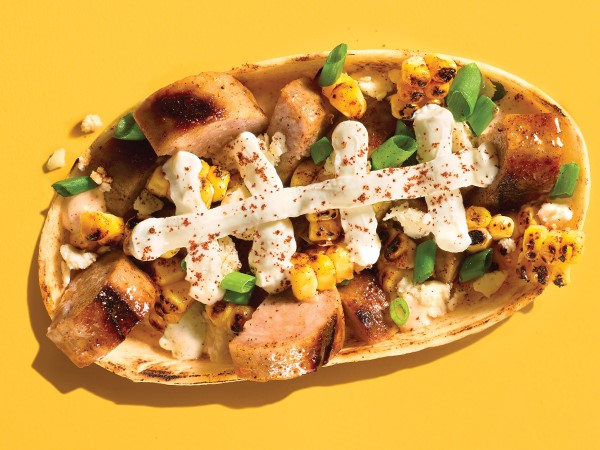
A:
[550, 162, 580, 198]
[467, 96, 496, 136]
[413, 239, 437, 284]
[114, 112, 146, 140]
[491, 81, 506, 101]
[370, 135, 418, 170]
[446, 63, 483, 121]
[180, 259, 187, 272]
[310, 136, 334, 164]
[224, 290, 252, 306]
[459, 248, 493, 282]
[337, 279, 351, 286]
[394, 120, 415, 138]
[318, 43, 348, 87]
[52, 176, 99, 197]
[402, 152, 420, 167]
[390, 297, 410, 327]
[220, 272, 256, 293]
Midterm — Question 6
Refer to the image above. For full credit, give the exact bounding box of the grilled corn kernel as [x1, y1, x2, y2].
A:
[79, 211, 125, 246]
[291, 252, 310, 265]
[306, 209, 339, 222]
[325, 245, 354, 283]
[148, 280, 196, 329]
[199, 159, 210, 178]
[488, 215, 515, 240]
[467, 228, 493, 252]
[424, 82, 451, 100]
[396, 83, 426, 104]
[522, 225, 549, 261]
[322, 73, 367, 119]
[552, 263, 572, 287]
[377, 265, 410, 295]
[308, 216, 343, 244]
[465, 206, 492, 229]
[372, 201, 393, 221]
[517, 205, 539, 235]
[383, 231, 416, 269]
[207, 165, 230, 203]
[424, 54, 457, 83]
[200, 178, 214, 208]
[160, 248, 180, 259]
[561, 230, 585, 264]
[291, 158, 320, 187]
[390, 95, 419, 120]
[206, 301, 253, 334]
[307, 253, 337, 290]
[148, 256, 186, 286]
[146, 166, 170, 198]
[290, 264, 318, 300]
[401, 56, 431, 87]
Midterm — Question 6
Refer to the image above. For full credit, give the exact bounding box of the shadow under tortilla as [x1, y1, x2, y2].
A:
[29, 229, 507, 409]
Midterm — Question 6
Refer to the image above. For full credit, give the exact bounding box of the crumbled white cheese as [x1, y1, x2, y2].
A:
[59, 244, 97, 270]
[77, 148, 92, 171]
[383, 203, 432, 239]
[357, 75, 394, 101]
[159, 302, 206, 360]
[537, 202, 573, 228]
[498, 237, 516, 254]
[472, 271, 508, 298]
[133, 189, 164, 215]
[80, 114, 103, 133]
[257, 132, 287, 166]
[90, 167, 112, 192]
[397, 277, 451, 330]
[46, 148, 66, 171]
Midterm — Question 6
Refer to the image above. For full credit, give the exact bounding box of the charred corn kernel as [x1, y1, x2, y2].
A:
[396, 83, 426, 104]
[146, 166, 170, 198]
[488, 215, 515, 240]
[522, 225, 549, 261]
[465, 206, 492, 229]
[206, 301, 253, 334]
[306, 209, 339, 222]
[308, 216, 343, 244]
[200, 178, 214, 208]
[291, 252, 310, 265]
[207, 165, 230, 202]
[561, 230, 585, 264]
[80, 211, 125, 246]
[291, 158, 320, 187]
[199, 159, 210, 178]
[425, 82, 451, 100]
[383, 231, 416, 269]
[325, 245, 354, 283]
[148, 257, 185, 286]
[322, 73, 367, 119]
[390, 95, 419, 120]
[467, 228, 493, 253]
[148, 280, 196, 330]
[424, 54, 457, 83]
[308, 253, 337, 290]
[552, 263, 572, 287]
[160, 248, 180, 259]
[372, 201, 392, 221]
[401, 56, 431, 87]
[290, 264, 318, 300]
[377, 264, 410, 295]
[517, 205, 539, 235]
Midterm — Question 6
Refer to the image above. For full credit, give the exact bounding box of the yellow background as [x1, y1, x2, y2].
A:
[1, 0, 598, 448]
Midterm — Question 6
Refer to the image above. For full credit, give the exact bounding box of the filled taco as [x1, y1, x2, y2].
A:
[38, 46, 589, 384]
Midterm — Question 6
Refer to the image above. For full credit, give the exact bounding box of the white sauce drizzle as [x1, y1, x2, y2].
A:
[331, 121, 381, 266]
[226, 132, 296, 293]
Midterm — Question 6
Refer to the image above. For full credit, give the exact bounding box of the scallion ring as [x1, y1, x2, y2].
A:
[180, 259, 187, 272]
[51, 176, 99, 197]
[550, 162, 580, 198]
[310, 136, 334, 164]
[459, 248, 494, 282]
[370, 135, 418, 170]
[113, 112, 146, 141]
[318, 43, 348, 87]
[390, 297, 410, 327]
[413, 239, 437, 284]
[491, 81, 506, 101]
[446, 63, 483, 121]
[467, 95, 496, 136]
[221, 272, 256, 293]
[394, 120, 415, 138]
[337, 279, 351, 286]
[224, 290, 252, 306]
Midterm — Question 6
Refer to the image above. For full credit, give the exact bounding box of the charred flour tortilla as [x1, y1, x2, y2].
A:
[39, 50, 589, 384]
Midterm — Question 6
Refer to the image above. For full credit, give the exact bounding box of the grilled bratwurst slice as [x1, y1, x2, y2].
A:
[47, 252, 158, 367]
[229, 289, 344, 381]
[267, 78, 333, 183]
[337, 271, 398, 344]
[134, 72, 268, 166]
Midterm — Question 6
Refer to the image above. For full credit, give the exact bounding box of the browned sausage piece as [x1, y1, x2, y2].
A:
[134, 72, 268, 163]
[47, 252, 158, 367]
[337, 271, 397, 344]
[267, 78, 333, 183]
[358, 99, 397, 157]
[469, 113, 564, 210]
[229, 289, 344, 381]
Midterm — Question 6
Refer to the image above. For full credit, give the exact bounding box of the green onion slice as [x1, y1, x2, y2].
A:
[114, 112, 146, 140]
[370, 135, 418, 170]
[446, 63, 483, 121]
[390, 297, 410, 327]
[221, 272, 256, 293]
[467, 96, 496, 136]
[180, 259, 187, 272]
[318, 43, 348, 87]
[52, 176, 99, 197]
[413, 239, 437, 284]
[337, 279, 351, 286]
[310, 136, 334, 164]
[224, 290, 252, 306]
[394, 120, 415, 138]
[491, 81, 506, 101]
[459, 248, 493, 282]
[550, 162, 580, 198]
